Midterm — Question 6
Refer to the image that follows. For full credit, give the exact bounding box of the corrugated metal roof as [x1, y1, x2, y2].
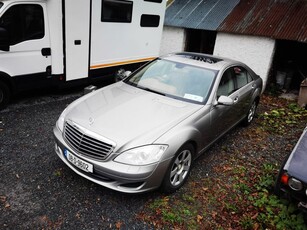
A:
[218, 0, 307, 43]
[164, 0, 240, 30]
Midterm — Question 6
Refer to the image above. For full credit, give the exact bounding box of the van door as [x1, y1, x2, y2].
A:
[0, 3, 51, 89]
[64, 0, 90, 81]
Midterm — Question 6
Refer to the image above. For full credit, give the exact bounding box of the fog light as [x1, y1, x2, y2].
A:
[288, 177, 303, 191]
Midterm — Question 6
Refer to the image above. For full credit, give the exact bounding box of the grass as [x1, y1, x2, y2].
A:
[137, 94, 307, 229]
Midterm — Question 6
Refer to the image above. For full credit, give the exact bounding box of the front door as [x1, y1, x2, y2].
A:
[0, 2, 51, 88]
[64, 0, 90, 81]
[210, 68, 238, 139]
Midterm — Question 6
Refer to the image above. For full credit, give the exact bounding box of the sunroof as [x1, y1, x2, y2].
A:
[175, 53, 222, 64]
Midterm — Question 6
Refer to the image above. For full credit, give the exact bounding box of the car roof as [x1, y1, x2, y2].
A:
[162, 52, 244, 71]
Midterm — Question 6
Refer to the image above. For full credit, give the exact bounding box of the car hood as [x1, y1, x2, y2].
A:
[65, 82, 203, 152]
[285, 127, 307, 182]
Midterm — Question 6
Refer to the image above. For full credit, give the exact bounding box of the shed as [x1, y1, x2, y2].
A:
[160, 0, 307, 93]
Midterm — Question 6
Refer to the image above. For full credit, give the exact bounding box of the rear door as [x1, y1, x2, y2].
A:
[64, 0, 90, 81]
[232, 66, 254, 119]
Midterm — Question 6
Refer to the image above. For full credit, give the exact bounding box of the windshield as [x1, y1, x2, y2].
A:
[0, 3, 3, 9]
[126, 59, 217, 103]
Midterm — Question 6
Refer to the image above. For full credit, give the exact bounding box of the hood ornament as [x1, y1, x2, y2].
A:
[89, 117, 94, 126]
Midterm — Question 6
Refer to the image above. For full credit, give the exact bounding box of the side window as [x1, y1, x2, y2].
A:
[217, 68, 235, 97]
[0, 4, 44, 45]
[101, 0, 133, 23]
[233, 66, 253, 89]
[140, 14, 160, 27]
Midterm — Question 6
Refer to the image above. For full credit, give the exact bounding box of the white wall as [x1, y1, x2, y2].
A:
[160, 26, 186, 55]
[214, 33, 276, 91]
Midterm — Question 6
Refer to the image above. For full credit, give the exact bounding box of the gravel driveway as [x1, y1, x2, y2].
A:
[1, 87, 305, 229]
[0, 88, 159, 229]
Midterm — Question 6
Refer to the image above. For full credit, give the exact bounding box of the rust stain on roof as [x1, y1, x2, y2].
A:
[218, 0, 307, 42]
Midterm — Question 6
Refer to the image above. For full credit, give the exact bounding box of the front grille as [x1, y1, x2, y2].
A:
[64, 121, 114, 160]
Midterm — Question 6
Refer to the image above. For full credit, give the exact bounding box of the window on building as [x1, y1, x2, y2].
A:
[0, 4, 44, 45]
[140, 14, 160, 27]
[101, 0, 133, 23]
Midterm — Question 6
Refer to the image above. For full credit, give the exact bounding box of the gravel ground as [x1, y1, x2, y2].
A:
[0, 87, 305, 229]
[0, 88, 159, 229]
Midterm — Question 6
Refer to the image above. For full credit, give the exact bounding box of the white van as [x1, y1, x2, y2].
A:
[0, 0, 166, 108]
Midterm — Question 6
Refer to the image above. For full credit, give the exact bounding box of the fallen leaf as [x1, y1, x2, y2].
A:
[0, 196, 6, 203]
[251, 212, 258, 220]
[211, 211, 217, 219]
[197, 215, 203, 223]
[115, 221, 123, 229]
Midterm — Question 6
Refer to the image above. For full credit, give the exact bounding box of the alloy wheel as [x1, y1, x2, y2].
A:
[169, 149, 192, 186]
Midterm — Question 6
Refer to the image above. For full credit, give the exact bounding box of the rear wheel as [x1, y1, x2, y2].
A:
[161, 144, 194, 193]
[0, 81, 10, 110]
[242, 100, 257, 126]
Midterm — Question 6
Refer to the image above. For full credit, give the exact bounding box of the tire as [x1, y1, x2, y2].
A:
[242, 100, 257, 126]
[0, 81, 10, 110]
[161, 143, 194, 193]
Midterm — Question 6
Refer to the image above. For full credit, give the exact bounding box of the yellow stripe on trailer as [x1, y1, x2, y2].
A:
[90, 57, 156, 69]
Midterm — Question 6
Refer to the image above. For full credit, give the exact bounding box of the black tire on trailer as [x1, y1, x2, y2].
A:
[0, 80, 10, 110]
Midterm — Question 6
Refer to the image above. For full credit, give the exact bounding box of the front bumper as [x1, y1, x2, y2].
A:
[53, 125, 171, 193]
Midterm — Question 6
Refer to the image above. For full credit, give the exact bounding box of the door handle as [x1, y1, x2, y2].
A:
[74, 40, 81, 45]
[233, 96, 239, 104]
[41, 48, 51, 57]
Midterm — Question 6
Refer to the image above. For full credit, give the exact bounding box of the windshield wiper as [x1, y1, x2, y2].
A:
[137, 85, 166, 96]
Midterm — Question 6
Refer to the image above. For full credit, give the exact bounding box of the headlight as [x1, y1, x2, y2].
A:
[288, 177, 303, 191]
[114, 145, 168, 166]
[56, 108, 67, 132]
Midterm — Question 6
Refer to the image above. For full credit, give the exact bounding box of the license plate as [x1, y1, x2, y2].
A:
[64, 149, 93, 173]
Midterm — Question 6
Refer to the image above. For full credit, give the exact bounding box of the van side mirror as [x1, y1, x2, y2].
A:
[0, 27, 10, 51]
[115, 69, 132, 82]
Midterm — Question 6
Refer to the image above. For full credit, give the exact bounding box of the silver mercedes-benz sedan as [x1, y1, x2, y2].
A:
[53, 52, 262, 193]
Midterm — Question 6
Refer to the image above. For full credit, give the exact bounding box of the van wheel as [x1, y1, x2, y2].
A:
[0, 81, 10, 110]
[161, 144, 194, 193]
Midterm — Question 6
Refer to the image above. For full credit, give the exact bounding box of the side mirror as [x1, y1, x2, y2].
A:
[0, 27, 9, 51]
[115, 69, 132, 82]
[217, 95, 234, 106]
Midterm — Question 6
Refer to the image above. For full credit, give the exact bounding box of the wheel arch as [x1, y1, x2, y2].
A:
[0, 71, 15, 94]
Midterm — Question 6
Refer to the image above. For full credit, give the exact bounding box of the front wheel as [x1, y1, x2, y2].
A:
[0, 81, 10, 110]
[161, 144, 194, 193]
[242, 100, 257, 126]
